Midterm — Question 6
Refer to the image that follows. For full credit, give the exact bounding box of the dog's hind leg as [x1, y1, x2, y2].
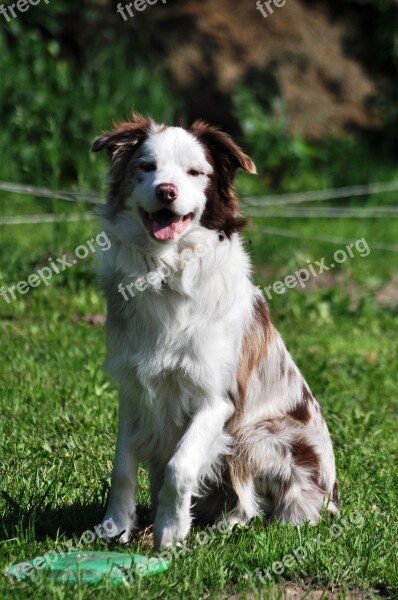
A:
[229, 417, 337, 526]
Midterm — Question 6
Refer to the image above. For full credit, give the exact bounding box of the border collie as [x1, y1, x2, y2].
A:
[92, 113, 338, 549]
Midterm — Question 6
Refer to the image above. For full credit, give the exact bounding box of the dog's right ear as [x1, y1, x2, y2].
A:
[91, 113, 154, 161]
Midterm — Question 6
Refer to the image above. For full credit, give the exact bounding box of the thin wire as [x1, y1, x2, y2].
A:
[248, 206, 398, 215]
[0, 213, 95, 225]
[1, 179, 398, 208]
[242, 181, 398, 207]
[0, 182, 102, 205]
[255, 226, 398, 252]
[0, 213, 396, 254]
[246, 208, 398, 218]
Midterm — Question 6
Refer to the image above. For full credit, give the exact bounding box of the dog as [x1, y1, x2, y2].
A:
[92, 113, 338, 549]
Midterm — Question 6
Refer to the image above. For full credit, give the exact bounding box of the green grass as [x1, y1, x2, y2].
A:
[0, 188, 397, 599]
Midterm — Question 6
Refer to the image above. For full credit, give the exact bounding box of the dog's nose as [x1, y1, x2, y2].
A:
[156, 183, 178, 204]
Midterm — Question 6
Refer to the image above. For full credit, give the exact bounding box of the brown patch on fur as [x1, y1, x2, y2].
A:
[291, 437, 320, 486]
[92, 112, 159, 219]
[302, 385, 314, 402]
[230, 298, 275, 425]
[288, 401, 311, 424]
[332, 481, 340, 507]
[190, 120, 256, 238]
[288, 383, 314, 424]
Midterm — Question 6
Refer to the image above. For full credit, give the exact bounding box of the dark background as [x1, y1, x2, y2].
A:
[1, 0, 398, 194]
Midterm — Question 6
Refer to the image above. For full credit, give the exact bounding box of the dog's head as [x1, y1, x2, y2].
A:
[92, 113, 256, 248]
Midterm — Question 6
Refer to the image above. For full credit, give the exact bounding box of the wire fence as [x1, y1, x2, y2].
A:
[242, 180, 398, 207]
[0, 182, 101, 205]
[255, 226, 398, 253]
[1, 179, 398, 209]
[0, 213, 95, 225]
[246, 207, 398, 218]
[1, 180, 397, 251]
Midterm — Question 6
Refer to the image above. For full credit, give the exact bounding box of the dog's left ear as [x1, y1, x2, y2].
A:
[190, 121, 256, 238]
[190, 120, 257, 178]
[91, 113, 154, 161]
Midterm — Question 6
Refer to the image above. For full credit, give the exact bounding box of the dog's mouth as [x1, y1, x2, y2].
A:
[139, 208, 195, 241]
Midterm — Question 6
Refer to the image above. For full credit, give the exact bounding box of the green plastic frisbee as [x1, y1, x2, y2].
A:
[5, 551, 169, 586]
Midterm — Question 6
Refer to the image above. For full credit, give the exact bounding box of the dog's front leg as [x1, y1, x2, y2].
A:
[153, 399, 233, 549]
[101, 392, 139, 543]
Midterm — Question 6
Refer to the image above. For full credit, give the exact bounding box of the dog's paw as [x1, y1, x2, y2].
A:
[225, 511, 250, 528]
[95, 513, 136, 544]
[153, 509, 191, 549]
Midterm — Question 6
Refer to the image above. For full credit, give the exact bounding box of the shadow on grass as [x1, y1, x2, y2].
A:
[0, 499, 104, 543]
[1, 492, 394, 598]
[0, 488, 156, 544]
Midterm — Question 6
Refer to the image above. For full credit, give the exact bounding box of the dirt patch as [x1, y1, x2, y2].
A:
[150, 0, 377, 138]
[256, 268, 398, 308]
[228, 583, 386, 599]
[375, 279, 398, 308]
[72, 314, 105, 326]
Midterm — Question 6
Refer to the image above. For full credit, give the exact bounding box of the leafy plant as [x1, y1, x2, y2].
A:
[0, 16, 179, 191]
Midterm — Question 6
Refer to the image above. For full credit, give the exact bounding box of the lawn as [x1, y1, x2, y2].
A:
[0, 187, 397, 599]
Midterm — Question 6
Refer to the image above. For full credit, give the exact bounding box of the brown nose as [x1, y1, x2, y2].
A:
[156, 183, 178, 204]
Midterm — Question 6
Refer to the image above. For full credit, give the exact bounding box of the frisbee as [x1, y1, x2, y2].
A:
[5, 551, 169, 586]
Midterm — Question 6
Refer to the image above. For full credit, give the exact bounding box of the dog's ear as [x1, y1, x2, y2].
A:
[190, 121, 256, 237]
[91, 113, 154, 160]
[190, 120, 256, 179]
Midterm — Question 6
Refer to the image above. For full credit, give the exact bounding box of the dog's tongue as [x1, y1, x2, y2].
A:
[151, 210, 189, 241]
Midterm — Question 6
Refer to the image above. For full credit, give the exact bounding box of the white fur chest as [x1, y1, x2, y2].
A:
[102, 228, 254, 410]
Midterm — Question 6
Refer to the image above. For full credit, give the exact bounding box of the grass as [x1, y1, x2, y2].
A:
[0, 187, 397, 599]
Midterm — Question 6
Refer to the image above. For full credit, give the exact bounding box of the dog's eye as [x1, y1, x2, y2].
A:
[141, 163, 156, 172]
[188, 169, 203, 177]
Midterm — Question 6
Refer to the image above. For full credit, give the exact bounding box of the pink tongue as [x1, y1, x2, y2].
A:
[152, 217, 189, 241]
